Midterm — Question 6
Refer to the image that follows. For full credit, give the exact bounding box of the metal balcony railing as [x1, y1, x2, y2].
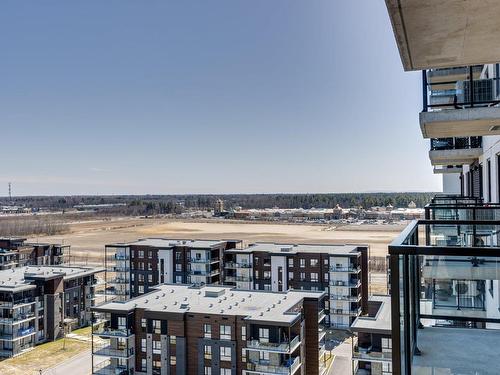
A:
[246, 335, 301, 354]
[424, 202, 500, 221]
[353, 345, 392, 361]
[329, 265, 361, 273]
[423, 66, 500, 111]
[245, 356, 301, 374]
[430, 137, 482, 150]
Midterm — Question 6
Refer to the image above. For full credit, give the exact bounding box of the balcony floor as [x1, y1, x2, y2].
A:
[413, 326, 499, 375]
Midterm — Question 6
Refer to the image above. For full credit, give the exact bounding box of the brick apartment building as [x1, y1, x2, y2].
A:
[92, 284, 328, 375]
[0, 237, 68, 270]
[104, 239, 368, 329]
[0, 265, 102, 357]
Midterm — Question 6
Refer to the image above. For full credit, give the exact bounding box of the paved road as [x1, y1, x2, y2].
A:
[42, 350, 91, 375]
[329, 339, 353, 375]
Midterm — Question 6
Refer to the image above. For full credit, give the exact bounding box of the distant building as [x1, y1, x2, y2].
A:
[214, 199, 225, 216]
[407, 201, 417, 209]
[104, 239, 242, 301]
[0, 237, 68, 270]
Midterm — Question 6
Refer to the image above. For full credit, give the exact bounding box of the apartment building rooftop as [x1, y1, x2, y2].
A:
[350, 295, 391, 333]
[108, 238, 235, 248]
[0, 265, 104, 292]
[94, 284, 325, 325]
[226, 242, 362, 255]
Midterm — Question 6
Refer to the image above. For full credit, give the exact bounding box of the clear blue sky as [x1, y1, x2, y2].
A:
[0, 0, 441, 196]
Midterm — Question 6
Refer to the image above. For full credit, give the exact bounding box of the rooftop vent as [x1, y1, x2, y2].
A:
[281, 247, 293, 252]
[180, 303, 189, 309]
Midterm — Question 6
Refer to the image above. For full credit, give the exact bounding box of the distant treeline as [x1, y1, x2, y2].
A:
[0, 192, 437, 215]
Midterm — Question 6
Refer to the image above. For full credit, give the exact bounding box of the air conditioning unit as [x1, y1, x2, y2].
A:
[452, 280, 482, 297]
[456, 78, 495, 104]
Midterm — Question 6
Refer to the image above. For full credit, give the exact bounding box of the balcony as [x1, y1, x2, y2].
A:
[92, 359, 131, 375]
[318, 325, 327, 342]
[244, 356, 301, 375]
[429, 137, 482, 166]
[112, 266, 130, 273]
[190, 257, 219, 263]
[92, 323, 133, 338]
[331, 308, 361, 317]
[329, 294, 361, 302]
[329, 265, 360, 273]
[329, 280, 360, 288]
[93, 344, 134, 358]
[318, 309, 326, 323]
[225, 261, 252, 269]
[246, 336, 301, 354]
[0, 312, 36, 325]
[420, 71, 500, 138]
[353, 345, 392, 362]
[388, 216, 500, 375]
[225, 275, 253, 283]
[425, 202, 500, 221]
[113, 254, 129, 260]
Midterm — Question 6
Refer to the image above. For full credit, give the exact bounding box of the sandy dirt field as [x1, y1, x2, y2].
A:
[27, 218, 402, 264]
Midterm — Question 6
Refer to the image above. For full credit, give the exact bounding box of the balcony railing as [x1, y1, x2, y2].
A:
[388, 216, 500, 375]
[92, 360, 131, 375]
[332, 308, 361, 316]
[353, 345, 392, 361]
[329, 265, 361, 273]
[92, 323, 133, 338]
[225, 261, 253, 269]
[329, 294, 361, 302]
[225, 275, 253, 282]
[0, 312, 35, 325]
[329, 280, 360, 288]
[245, 356, 301, 375]
[430, 136, 482, 150]
[93, 344, 134, 358]
[425, 202, 500, 221]
[190, 257, 219, 263]
[318, 309, 326, 323]
[246, 335, 301, 354]
[423, 67, 500, 111]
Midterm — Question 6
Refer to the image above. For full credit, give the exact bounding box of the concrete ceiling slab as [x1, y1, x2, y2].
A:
[386, 0, 500, 71]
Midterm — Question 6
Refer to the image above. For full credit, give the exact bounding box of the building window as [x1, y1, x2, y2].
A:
[204, 345, 212, 360]
[255, 270, 259, 279]
[153, 360, 161, 369]
[300, 272, 305, 281]
[141, 318, 146, 329]
[204, 323, 212, 339]
[170, 356, 176, 365]
[259, 351, 269, 361]
[141, 359, 147, 372]
[117, 317, 126, 329]
[170, 335, 176, 345]
[176, 264, 182, 272]
[149, 250, 153, 258]
[138, 250, 144, 258]
[220, 325, 231, 340]
[288, 271, 293, 280]
[153, 340, 161, 354]
[258, 328, 269, 343]
[153, 320, 161, 334]
[148, 274, 153, 282]
[241, 326, 246, 341]
[288, 258, 293, 267]
[141, 338, 146, 352]
[299, 259, 305, 268]
[242, 347, 246, 362]
[220, 370, 231, 375]
[382, 362, 392, 374]
[310, 259, 318, 267]
[264, 284, 271, 291]
[324, 258, 328, 265]
[176, 252, 181, 260]
[175, 276, 182, 283]
[204, 367, 212, 375]
[311, 272, 318, 282]
[138, 285, 144, 294]
[220, 346, 231, 361]
[324, 272, 328, 281]
[382, 337, 392, 350]
[263, 271, 271, 280]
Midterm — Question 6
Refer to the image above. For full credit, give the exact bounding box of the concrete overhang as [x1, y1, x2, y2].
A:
[433, 166, 462, 174]
[429, 148, 482, 166]
[385, 0, 500, 71]
[420, 107, 500, 138]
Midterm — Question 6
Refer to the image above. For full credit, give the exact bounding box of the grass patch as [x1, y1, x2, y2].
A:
[0, 337, 89, 375]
